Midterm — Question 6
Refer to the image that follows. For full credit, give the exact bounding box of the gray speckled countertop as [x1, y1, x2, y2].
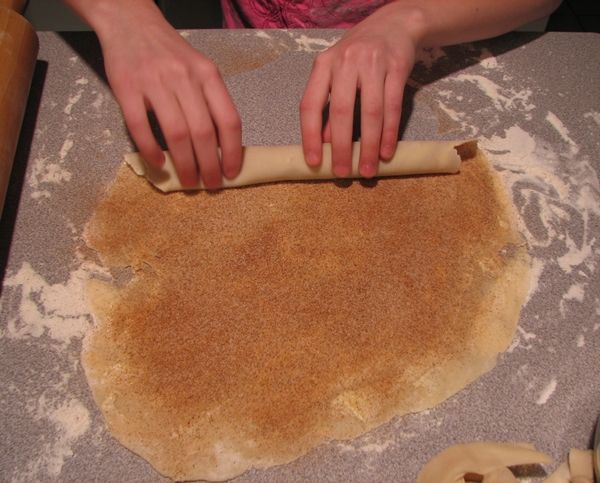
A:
[1, 30, 599, 482]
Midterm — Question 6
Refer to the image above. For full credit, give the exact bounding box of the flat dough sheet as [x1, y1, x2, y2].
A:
[125, 140, 476, 191]
[83, 146, 530, 481]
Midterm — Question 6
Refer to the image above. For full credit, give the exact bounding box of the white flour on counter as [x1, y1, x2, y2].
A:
[335, 436, 405, 473]
[546, 111, 579, 155]
[418, 45, 600, 372]
[0, 261, 92, 347]
[478, 48, 500, 70]
[28, 87, 79, 199]
[58, 138, 74, 160]
[337, 437, 398, 456]
[29, 155, 73, 200]
[584, 110, 600, 127]
[289, 31, 339, 52]
[535, 378, 558, 405]
[28, 133, 77, 199]
[507, 326, 538, 353]
[63, 89, 83, 116]
[90, 91, 104, 111]
[477, 118, 599, 419]
[452, 74, 535, 114]
[0, 255, 107, 481]
[483, 125, 599, 322]
[17, 396, 91, 481]
[28, 121, 114, 201]
[559, 282, 586, 318]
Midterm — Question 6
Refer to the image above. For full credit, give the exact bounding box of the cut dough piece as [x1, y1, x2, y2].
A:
[125, 140, 476, 192]
[417, 442, 551, 483]
[84, 147, 530, 481]
[568, 449, 594, 483]
[482, 467, 518, 483]
[420, 445, 595, 483]
[544, 461, 571, 483]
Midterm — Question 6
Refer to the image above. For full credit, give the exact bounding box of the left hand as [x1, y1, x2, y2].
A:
[300, 4, 424, 178]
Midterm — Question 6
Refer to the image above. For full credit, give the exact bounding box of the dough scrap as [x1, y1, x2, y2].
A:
[544, 462, 572, 483]
[417, 442, 551, 483]
[568, 449, 594, 483]
[420, 445, 595, 483]
[481, 467, 518, 483]
[83, 147, 530, 481]
[125, 140, 477, 192]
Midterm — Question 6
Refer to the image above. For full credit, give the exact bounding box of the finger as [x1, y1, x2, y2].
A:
[119, 92, 165, 168]
[203, 66, 243, 179]
[300, 54, 332, 167]
[379, 68, 408, 161]
[177, 78, 222, 190]
[358, 67, 385, 178]
[148, 85, 198, 188]
[329, 66, 358, 177]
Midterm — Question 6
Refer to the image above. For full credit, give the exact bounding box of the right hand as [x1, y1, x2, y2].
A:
[100, 11, 242, 189]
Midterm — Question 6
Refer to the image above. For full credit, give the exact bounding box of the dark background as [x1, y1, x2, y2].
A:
[157, 0, 600, 32]
[546, 0, 600, 31]
[22, 0, 600, 32]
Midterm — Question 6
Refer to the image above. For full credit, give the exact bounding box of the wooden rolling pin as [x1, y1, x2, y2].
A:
[0, 5, 38, 217]
[0, 0, 28, 13]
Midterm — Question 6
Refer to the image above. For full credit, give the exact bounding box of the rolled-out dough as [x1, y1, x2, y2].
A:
[83, 146, 530, 481]
[125, 140, 476, 192]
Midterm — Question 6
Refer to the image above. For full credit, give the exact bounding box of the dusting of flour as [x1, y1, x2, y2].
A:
[288, 31, 339, 52]
[1, 262, 94, 347]
[0, 256, 108, 481]
[482, 124, 599, 333]
[412, 44, 600, 412]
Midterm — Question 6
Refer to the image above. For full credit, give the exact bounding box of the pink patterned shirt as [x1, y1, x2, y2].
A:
[220, 0, 391, 28]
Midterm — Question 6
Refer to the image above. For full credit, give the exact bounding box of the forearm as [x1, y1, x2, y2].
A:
[382, 0, 561, 48]
[63, 0, 168, 43]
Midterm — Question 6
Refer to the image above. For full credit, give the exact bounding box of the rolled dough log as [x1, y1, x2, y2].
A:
[125, 140, 476, 192]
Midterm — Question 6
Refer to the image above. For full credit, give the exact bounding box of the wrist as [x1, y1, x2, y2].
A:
[64, 0, 165, 44]
[382, 1, 428, 49]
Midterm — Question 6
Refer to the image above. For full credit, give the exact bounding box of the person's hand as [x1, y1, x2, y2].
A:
[99, 7, 242, 189]
[300, 5, 424, 178]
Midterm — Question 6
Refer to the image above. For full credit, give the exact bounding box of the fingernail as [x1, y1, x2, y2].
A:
[381, 145, 395, 160]
[360, 163, 377, 178]
[307, 152, 319, 166]
[150, 151, 165, 168]
[183, 174, 200, 188]
[334, 165, 351, 178]
[224, 165, 239, 179]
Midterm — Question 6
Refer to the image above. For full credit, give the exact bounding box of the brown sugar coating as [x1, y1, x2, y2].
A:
[83, 151, 529, 481]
